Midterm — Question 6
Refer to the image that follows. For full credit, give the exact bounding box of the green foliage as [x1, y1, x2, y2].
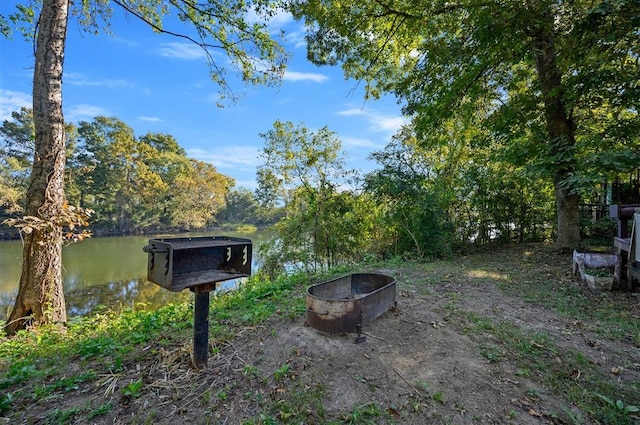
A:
[366, 120, 554, 257]
[87, 402, 113, 419]
[291, 0, 640, 250]
[218, 188, 260, 226]
[580, 216, 616, 246]
[595, 393, 640, 415]
[338, 402, 389, 424]
[0, 113, 236, 234]
[0, 391, 13, 413]
[257, 121, 388, 273]
[0, 107, 35, 226]
[0, 4, 37, 39]
[273, 363, 291, 382]
[46, 406, 81, 424]
[121, 379, 144, 398]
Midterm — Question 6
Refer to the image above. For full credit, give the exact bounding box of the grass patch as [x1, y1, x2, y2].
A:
[454, 309, 639, 424]
[0, 269, 324, 422]
[1, 246, 638, 424]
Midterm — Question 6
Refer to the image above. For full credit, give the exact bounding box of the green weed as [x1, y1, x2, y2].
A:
[0, 392, 13, 413]
[595, 393, 640, 415]
[122, 379, 144, 398]
[45, 406, 80, 424]
[338, 402, 388, 424]
[87, 401, 113, 419]
[274, 364, 292, 382]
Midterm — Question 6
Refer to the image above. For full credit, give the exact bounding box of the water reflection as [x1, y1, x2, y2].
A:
[65, 278, 191, 317]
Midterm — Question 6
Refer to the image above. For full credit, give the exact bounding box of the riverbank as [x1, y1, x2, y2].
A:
[0, 228, 269, 321]
[1, 243, 639, 424]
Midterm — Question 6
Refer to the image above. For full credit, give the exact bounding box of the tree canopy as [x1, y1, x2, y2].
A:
[291, 0, 640, 250]
[256, 121, 385, 275]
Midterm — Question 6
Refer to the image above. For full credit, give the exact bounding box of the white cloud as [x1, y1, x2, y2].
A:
[341, 136, 379, 149]
[65, 72, 132, 88]
[270, 10, 294, 27]
[335, 108, 366, 117]
[187, 145, 261, 170]
[246, 8, 293, 28]
[336, 107, 407, 135]
[370, 115, 406, 133]
[283, 71, 328, 83]
[138, 116, 162, 122]
[284, 27, 307, 49]
[65, 104, 110, 122]
[0, 89, 31, 121]
[158, 42, 207, 60]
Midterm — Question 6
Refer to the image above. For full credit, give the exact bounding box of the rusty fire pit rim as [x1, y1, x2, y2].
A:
[306, 272, 396, 301]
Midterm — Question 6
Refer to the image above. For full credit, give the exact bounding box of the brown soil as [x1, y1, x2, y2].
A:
[5, 244, 640, 424]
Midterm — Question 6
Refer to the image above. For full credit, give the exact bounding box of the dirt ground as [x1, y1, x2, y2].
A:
[7, 244, 640, 424]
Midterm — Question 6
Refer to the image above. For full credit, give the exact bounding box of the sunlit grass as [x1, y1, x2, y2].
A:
[466, 269, 510, 280]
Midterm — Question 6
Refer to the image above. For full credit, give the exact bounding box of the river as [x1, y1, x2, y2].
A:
[0, 230, 269, 321]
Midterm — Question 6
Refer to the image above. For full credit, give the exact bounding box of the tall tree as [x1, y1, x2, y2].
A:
[5, 0, 71, 333]
[2, 0, 287, 334]
[291, 0, 640, 251]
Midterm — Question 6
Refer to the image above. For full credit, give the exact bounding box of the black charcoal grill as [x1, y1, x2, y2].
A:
[143, 236, 252, 367]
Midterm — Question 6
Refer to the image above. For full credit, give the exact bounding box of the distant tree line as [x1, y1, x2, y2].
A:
[3, 108, 637, 273]
[0, 108, 242, 235]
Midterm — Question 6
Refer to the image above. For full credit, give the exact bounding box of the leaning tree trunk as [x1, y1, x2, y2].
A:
[6, 0, 70, 335]
[532, 23, 581, 252]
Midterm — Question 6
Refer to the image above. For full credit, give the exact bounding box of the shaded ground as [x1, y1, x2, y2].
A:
[4, 244, 640, 424]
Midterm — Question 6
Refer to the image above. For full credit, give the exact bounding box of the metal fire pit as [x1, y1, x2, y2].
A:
[143, 236, 252, 367]
[306, 273, 396, 343]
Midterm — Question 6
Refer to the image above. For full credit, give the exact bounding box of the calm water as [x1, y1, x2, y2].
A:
[0, 230, 269, 320]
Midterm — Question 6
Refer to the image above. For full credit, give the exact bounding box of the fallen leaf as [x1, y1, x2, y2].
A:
[571, 369, 581, 380]
[530, 340, 544, 349]
[387, 407, 400, 418]
[528, 408, 543, 417]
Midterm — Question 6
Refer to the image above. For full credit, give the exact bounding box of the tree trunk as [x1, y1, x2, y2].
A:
[532, 24, 581, 252]
[6, 0, 69, 335]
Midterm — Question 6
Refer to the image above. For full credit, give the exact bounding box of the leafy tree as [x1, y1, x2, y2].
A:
[218, 187, 260, 225]
[257, 121, 383, 274]
[74, 117, 138, 232]
[0, 108, 34, 222]
[254, 168, 285, 225]
[366, 126, 454, 257]
[137, 132, 190, 228]
[2, 0, 287, 334]
[71, 116, 231, 232]
[291, 0, 640, 251]
[167, 159, 232, 229]
[367, 111, 556, 257]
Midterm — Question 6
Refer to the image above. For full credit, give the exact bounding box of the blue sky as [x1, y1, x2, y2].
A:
[0, 3, 407, 190]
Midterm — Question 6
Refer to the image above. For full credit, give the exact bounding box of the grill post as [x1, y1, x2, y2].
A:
[143, 236, 252, 370]
[192, 282, 216, 368]
[193, 286, 211, 368]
